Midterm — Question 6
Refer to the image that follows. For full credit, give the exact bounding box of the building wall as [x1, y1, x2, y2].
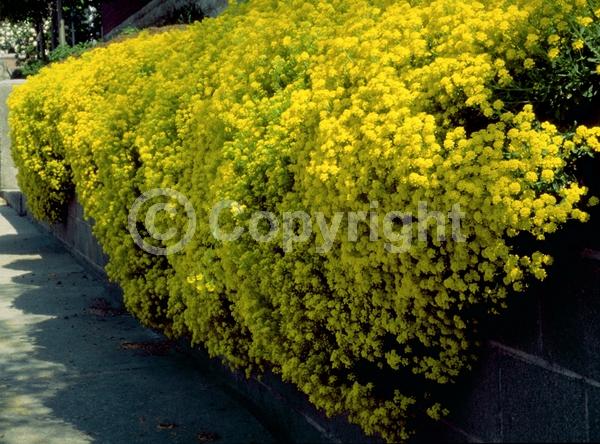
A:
[101, 0, 153, 36]
[101, 0, 228, 39]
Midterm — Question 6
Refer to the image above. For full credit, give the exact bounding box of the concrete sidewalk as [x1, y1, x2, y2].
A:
[0, 202, 274, 444]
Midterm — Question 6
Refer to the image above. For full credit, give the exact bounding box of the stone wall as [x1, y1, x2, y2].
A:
[0, 55, 18, 80]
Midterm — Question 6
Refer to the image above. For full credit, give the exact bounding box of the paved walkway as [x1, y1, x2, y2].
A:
[0, 202, 274, 444]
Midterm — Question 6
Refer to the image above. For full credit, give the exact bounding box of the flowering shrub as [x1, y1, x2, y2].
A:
[8, 0, 600, 441]
[0, 20, 38, 59]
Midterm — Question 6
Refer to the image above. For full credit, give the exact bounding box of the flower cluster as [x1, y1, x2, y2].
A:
[8, 0, 600, 441]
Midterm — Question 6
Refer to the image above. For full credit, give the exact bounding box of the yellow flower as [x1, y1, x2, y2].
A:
[548, 47, 560, 59]
[572, 39, 584, 51]
[525, 171, 538, 182]
[509, 182, 522, 194]
[540, 169, 554, 182]
[523, 58, 535, 69]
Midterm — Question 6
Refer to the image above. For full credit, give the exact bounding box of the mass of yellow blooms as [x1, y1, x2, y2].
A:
[8, 0, 600, 441]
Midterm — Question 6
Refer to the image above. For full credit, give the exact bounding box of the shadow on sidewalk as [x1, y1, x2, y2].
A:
[0, 205, 274, 444]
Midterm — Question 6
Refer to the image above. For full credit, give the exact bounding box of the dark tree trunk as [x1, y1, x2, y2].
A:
[35, 17, 47, 61]
[56, 0, 66, 46]
[70, 8, 76, 45]
[50, 5, 57, 49]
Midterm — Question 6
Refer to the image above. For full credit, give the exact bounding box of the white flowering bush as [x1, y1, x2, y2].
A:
[0, 20, 38, 58]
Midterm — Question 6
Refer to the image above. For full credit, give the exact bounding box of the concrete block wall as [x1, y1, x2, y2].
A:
[41, 198, 109, 275]
[428, 217, 600, 442]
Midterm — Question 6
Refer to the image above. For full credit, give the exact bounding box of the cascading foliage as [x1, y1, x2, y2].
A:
[8, 0, 600, 441]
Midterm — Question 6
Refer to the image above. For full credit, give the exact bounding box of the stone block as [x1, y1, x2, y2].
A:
[499, 353, 588, 442]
